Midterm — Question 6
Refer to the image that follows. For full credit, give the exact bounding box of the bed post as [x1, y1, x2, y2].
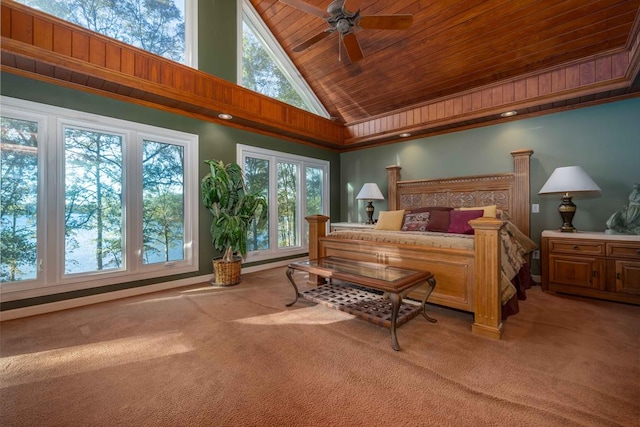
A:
[386, 165, 401, 210]
[306, 215, 329, 285]
[469, 217, 504, 339]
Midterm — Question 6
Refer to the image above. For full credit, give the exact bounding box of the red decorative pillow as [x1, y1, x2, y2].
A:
[425, 210, 451, 232]
[401, 211, 431, 232]
[447, 209, 484, 235]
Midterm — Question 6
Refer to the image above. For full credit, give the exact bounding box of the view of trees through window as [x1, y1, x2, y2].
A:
[1, 99, 196, 290]
[15, 0, 186, 63]
[242, 22, 309, 112]
[240, 145, 328, 258]
[0, 118, 39, 282]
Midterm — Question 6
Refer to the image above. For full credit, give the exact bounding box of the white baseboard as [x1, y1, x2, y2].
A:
[0, 258, 304, 322]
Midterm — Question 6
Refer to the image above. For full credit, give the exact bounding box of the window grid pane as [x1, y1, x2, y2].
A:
[15, 0, 187, 64]
[245, 157, 270, 251]
[64, 127, 124, 274]
[277, 162, 298, 248]
[0, 117, 39, 283]
[142, 140, 185, 264]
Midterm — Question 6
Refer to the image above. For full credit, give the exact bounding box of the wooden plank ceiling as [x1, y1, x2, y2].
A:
[253, 0, 640, 123]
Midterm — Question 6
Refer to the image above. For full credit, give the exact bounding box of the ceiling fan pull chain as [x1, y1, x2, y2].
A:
[338, 33, 342, 61]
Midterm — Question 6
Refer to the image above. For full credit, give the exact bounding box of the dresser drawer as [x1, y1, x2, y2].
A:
[607, 242, 640, 260]
[548, 239, 605, 256]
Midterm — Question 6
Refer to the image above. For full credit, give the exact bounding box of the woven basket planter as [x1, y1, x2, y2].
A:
[211, 256, 242, 286]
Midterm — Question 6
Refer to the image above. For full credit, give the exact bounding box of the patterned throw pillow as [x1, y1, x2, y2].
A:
[401, 211, 431, 232]
[447, 209, 484, 234]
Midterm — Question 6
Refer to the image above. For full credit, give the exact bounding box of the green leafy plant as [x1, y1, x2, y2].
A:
[201, 160, 267, 262]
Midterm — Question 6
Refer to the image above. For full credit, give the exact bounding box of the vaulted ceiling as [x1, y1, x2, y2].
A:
[2, 0, 639, 150]
[253, 0, 640, 137]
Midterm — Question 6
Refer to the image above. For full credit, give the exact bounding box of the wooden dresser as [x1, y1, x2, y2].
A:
[541, 230, 640, 304]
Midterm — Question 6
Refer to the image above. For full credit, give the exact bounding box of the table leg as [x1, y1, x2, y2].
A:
[421, 276, 438, 323]
[387, 292, 402, 351]
[285, 267, 299, 307]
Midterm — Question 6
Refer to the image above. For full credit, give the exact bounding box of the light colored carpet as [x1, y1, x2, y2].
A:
[1, 267, 638, 426]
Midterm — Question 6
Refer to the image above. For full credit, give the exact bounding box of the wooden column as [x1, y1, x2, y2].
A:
[510, 149, 534, 237]
[469, 217, 504, 339]
[306, 215, 329, 286]
[386, 165, 401, 210]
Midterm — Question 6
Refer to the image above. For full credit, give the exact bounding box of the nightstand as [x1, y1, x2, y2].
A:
[330, 222, 376, 232]
[541, 230, 640, 304]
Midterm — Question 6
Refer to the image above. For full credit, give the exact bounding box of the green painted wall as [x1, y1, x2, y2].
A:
[340, 97, 640, 273]
[198, 0, 238, 81]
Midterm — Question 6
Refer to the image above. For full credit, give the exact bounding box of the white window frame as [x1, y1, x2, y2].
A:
[0, 96, 199, 302]
[237, 144, 330, 262]
[238, 0, 329, 118]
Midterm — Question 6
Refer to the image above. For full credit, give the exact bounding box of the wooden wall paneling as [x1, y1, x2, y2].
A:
[105, 43, 121, 71]
[1, 5, 11, 38]
[10, 8, 32, 44]
[71, 31, 89, 62]
[89, 37, 105, 68]
[33, 17, 52, 50]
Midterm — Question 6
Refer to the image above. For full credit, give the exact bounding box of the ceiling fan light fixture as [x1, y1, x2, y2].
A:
[500, 110, 517, 117]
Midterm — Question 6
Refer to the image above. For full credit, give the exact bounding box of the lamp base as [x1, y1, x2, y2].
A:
[558, 193, 577, 232]
[365, 201, 375, 224]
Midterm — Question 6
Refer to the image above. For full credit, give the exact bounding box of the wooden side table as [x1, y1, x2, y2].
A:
[541, 230, 640, 304]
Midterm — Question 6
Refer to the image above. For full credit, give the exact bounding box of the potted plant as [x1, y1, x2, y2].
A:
[201, 159, 267, 286]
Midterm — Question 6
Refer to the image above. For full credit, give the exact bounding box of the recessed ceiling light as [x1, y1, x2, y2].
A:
[500, 111, 517, 117]
[399, 132, 411, 137]
[218, 113, 233, 120]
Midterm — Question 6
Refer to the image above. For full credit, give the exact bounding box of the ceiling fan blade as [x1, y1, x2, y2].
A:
[279, 0, 329, 18]
[342, 33, 364, 63]
[358, 15, 413, 30]
[292, 31, 332, 52]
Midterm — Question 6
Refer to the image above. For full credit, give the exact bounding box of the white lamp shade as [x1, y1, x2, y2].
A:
[356, 183, 385, 200]
[539, 166, 601, 194]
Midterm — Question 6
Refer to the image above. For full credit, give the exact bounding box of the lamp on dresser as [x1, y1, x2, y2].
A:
[356, 183, 385, 224]
[539, 166, 601, 232]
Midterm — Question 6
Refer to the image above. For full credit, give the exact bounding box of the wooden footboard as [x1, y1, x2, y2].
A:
[305, 215, 505, 339]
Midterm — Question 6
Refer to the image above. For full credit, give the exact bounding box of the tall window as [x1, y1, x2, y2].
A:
[1, 117, 40, 283]
[0, 97, 198, 302]
[240, 0, 328, 118]
[14, 0, 197, 67]
[238, 145, 329, 261]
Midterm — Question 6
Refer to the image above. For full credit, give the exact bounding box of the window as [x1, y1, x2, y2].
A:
[0, 97, 198, 301]
[240, 0, 329, 118]
[14, 0, 197, 67]
[238, 144, 329, 261]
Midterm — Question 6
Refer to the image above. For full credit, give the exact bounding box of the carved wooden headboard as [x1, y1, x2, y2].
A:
[386, 149, 534, 237]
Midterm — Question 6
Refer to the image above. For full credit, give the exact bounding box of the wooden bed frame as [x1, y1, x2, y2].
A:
[307, 149, 534, 339]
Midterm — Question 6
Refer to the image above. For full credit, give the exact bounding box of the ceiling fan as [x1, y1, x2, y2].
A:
[280, 0, 413, 63]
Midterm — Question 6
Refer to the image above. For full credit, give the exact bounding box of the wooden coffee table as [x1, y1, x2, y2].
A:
[286, 257, 436, 351]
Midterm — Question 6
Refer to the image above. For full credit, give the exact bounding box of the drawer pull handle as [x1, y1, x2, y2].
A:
[573, 245, 579, 250]
[616, 272, 621, 280]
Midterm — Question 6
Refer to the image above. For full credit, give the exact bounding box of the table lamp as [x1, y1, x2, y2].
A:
[539, 166, 601, 232]
[356, 183, 385, 224]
